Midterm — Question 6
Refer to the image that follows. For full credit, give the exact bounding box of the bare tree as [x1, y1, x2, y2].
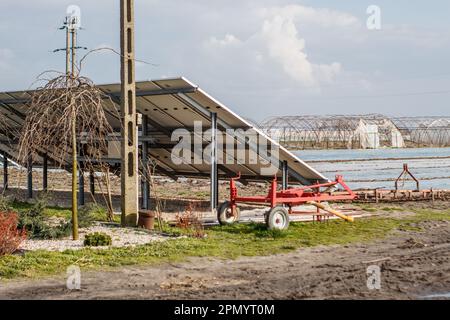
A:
[18, 72, 118, 240]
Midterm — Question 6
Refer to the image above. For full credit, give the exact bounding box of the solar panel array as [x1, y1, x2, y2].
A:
[0, 77, 327, 184]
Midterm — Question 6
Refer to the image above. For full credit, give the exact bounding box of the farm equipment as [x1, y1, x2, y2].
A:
[218, 173, 357, 230]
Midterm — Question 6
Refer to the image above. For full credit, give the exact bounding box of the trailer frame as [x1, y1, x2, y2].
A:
[218, 173, 357, 229]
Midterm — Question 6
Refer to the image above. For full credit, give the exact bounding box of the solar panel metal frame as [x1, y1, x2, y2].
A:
[0, 77, 328, 185]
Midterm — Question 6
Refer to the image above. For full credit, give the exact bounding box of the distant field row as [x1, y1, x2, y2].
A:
[298, 147, 450, 190]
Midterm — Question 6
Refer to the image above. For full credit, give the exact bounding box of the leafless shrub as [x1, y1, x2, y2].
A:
[94, 163, 117, 222]
[0, 211, 26, 256]
[175, 202, 205, 238]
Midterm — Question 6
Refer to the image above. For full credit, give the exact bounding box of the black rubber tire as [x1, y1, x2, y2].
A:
[267, 206, 290, 230]
[217, 201, 241, 225]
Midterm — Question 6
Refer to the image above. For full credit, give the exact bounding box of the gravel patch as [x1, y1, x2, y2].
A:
[19, 224, 169, 252]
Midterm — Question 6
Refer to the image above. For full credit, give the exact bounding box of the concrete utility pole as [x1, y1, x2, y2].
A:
[70, 24, 79, 240]
[65, 23, 70, 77]
[120, 0, 139, 226]
[71, 29, 76, 77]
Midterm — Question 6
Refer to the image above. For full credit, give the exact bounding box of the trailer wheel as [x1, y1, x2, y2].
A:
[267, 206, 290, 230]
[217, 201, 240, 225]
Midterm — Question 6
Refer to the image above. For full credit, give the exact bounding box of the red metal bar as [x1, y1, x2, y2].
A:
[229, 172, 241, 216]
[229, 174, 357, 210]
[270, 177, 277, 207]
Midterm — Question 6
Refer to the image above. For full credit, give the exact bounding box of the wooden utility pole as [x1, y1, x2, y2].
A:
[120, 0, 139, 226]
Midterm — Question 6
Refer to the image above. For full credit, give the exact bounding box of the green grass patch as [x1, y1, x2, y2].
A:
[9, 200, 119, 223]
[356, 204, 404, 213]
[357, 204, 378, 212]
[9, 200, 72, 219]
[1, 208, 449, 280]
[380, 206, 404, 212]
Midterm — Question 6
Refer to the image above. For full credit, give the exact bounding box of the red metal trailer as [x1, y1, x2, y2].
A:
[218, 173, 357, 230]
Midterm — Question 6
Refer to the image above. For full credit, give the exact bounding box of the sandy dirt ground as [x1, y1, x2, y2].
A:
[0, 208, 449, 300]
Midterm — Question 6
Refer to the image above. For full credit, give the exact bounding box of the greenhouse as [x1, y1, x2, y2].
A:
[392, 117, 450, 148]
[260, 115, 450, 150]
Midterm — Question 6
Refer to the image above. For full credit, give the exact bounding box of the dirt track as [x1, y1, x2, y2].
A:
[1, 213, 449, 300]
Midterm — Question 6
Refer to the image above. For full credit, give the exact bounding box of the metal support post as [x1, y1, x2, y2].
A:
[210, 112, 219, 212]
[141, 115, 150, 210]
[89, 170, 95, 195]
[282, 160, 288, 190]
[43, 153, 48, 191]
[27, 154, 33, 199]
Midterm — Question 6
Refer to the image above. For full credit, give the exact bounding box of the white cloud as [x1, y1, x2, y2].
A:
[259, 5, 362, 86]
[2, 0, 448, 117]
[205, 5, 355, 87]
[207, 34, 242, 48]
[261, 13, 316, 86]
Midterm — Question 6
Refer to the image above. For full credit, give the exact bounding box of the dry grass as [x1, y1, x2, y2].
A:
[175, 202, 205, 238]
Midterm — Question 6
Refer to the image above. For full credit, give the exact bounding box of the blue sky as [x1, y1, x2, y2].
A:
[0, 0, 449, 121]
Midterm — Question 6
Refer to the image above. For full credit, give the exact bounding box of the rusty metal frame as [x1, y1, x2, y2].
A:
[395, 163, 420, 191]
